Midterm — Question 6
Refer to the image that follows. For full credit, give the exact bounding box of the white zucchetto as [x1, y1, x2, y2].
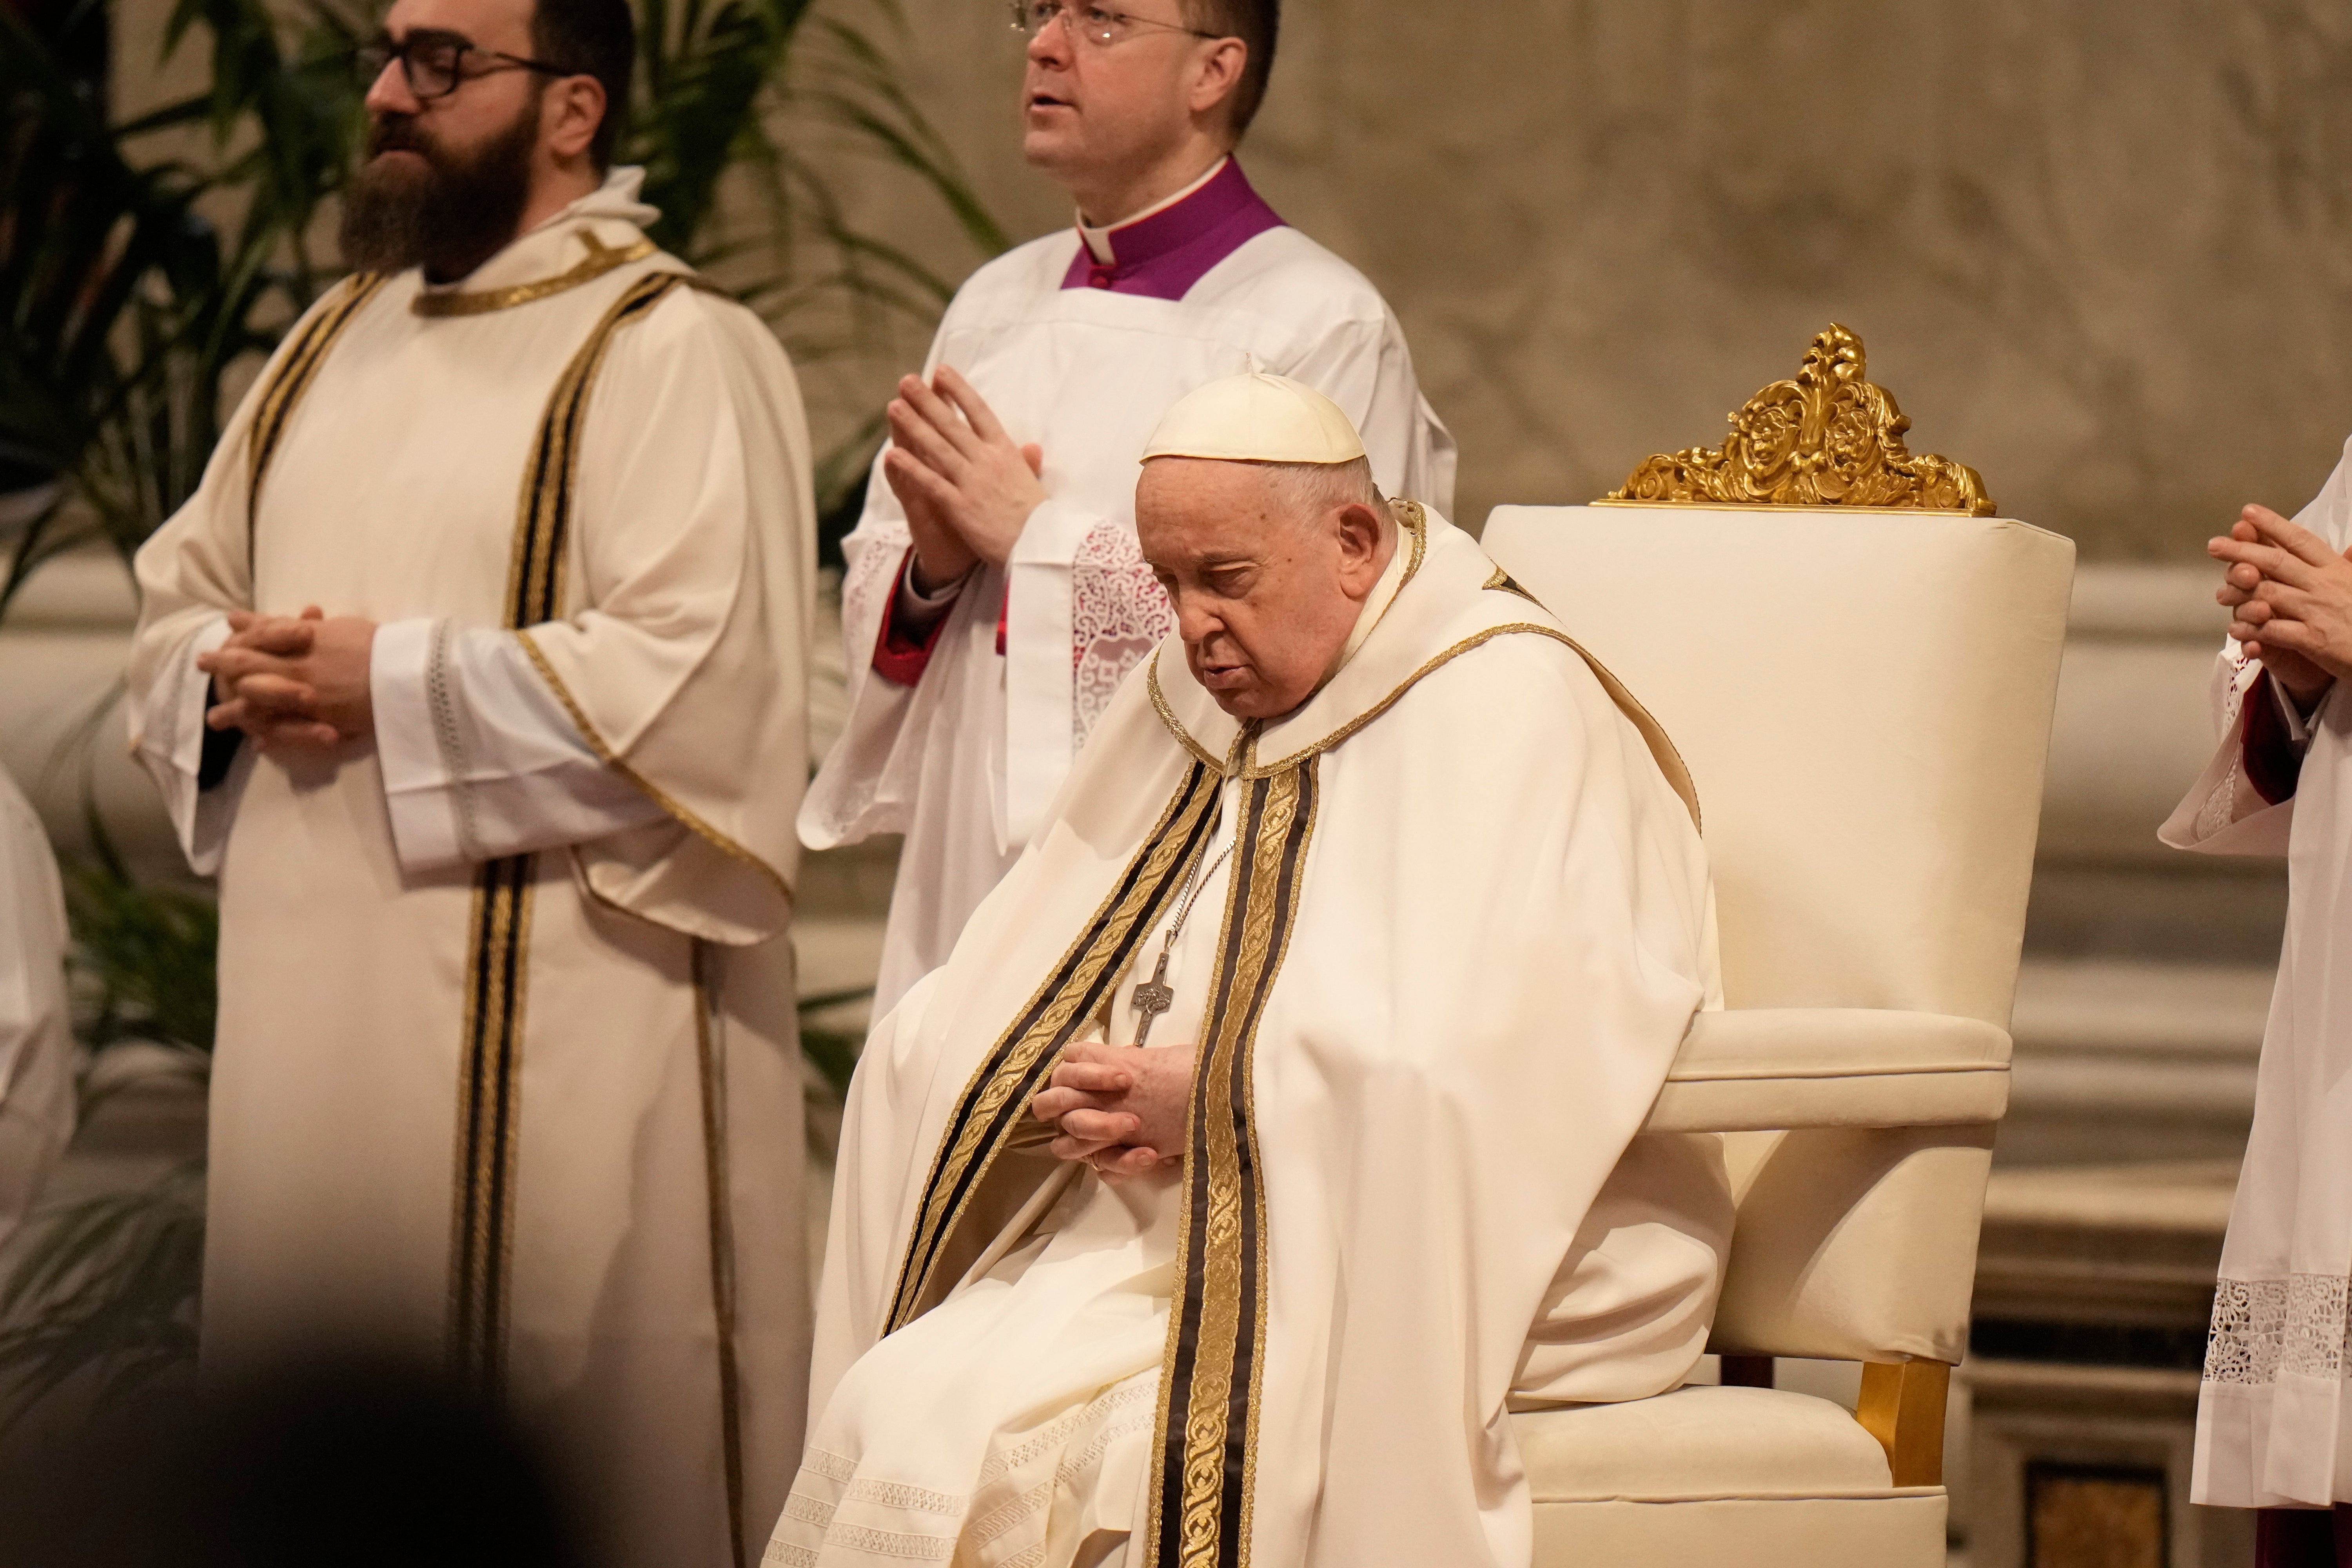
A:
[1140, 371, 1368, 466]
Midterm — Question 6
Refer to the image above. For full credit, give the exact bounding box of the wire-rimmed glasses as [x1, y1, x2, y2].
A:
[1008, 1, 1220, 47]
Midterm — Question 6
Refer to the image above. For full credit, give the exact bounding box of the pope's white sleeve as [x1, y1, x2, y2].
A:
[130, 613, 251, 877]
[371, 617, 668, 872]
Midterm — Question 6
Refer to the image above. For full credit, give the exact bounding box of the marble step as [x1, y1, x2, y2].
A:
[2001, 958, 2269, 1166]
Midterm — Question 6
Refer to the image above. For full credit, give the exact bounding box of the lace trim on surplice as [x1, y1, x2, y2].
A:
[2195, 650, 2263, 838]
[2205, 1274, 2352, 1385]
[1072, 522, 1175, 748]
[841, 523, 914, 665]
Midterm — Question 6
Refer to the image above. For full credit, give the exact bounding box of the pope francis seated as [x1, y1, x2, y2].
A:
[768, 374, 1731, 1568]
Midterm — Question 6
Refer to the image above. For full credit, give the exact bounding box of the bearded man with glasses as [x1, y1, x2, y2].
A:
[800, 0, 1455, 1022]
[124, 0, 818, 1561]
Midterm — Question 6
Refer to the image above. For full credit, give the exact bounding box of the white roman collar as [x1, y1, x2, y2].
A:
[1077, 156, 1231, 265]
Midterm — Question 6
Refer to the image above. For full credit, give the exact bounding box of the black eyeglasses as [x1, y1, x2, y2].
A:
[1009, 1, 1220, 47]
[355, 31, 573, 100]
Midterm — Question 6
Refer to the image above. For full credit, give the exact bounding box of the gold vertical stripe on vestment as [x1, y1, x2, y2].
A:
[693, 944, 750, 1568]
[883, 762, 1223, 1333]
[1146, 759, 1316, 1568]
[448, 851, 534, 1391]
[445, 262, 695, 1394]
[505, 271, 689, 629]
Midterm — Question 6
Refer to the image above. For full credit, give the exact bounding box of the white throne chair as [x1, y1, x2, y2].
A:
[1480, 327, 2076, 1566]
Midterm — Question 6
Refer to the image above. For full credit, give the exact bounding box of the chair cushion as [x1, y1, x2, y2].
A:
[1512, 1385, 1898, 1500]
[1530, 1495, 1949, 1567]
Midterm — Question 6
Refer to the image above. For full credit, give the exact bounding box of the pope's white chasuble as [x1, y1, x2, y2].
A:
[772, 508, 1730, 1568]
[2163, 434, 2352, 1509]
[798, 160, 1457, 1018]
[127, 170, 816, 1566]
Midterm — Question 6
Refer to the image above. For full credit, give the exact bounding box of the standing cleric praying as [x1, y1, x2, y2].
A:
[2164, 439, 2352, 1564]
[797, 0, 1456, 1018]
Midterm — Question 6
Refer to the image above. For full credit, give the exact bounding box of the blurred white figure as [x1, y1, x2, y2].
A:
[0, 762, 74, 1246]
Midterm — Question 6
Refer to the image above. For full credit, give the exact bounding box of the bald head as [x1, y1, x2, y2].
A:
[1136, 457, 1393, 719]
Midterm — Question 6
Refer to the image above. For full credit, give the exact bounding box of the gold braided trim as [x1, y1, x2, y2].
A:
[515, 633, 793, 903]
[245, 273, 386, 573]
[1482, 564, 1541, 605]
[412, 232, 659, 317]
[1388, 496, 1429, 586]
[1145, 759, 1317, 1568]
[1240, 623, 1701, 831]
[883, 763, 1223, 1332]
[1149, 659, 1228, 772]
[448, 851, 535, 1394]
[693, 945, 750, 1568]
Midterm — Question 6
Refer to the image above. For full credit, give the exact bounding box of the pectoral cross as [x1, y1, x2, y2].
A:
[1131, 949, 1176, 1047]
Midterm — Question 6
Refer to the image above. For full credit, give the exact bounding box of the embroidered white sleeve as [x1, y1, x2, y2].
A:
[840, 517, 913, 688]
[1070, 521, 1175, 748]
[371, 619, 668, 871]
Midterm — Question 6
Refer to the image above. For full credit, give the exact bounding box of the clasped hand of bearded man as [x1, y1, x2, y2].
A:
[882, 365, 1047, 592]
[2211, 503, 2352, 707]
[1030, 1042, 1194, 1182]
[198, 606, 377, 751]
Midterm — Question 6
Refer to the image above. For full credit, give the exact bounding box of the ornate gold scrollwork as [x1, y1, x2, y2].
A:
[1601, 324, 1996, 516]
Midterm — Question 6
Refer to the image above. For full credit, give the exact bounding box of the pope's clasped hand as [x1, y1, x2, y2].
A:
[1029, 1040, 1194, 1182]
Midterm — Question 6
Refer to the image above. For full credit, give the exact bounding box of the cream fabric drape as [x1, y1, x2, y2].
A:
[777, 510, 1725, 1568]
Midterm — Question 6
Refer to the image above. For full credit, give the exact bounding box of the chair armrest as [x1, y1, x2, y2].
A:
[1642, 1009, 2011, 1133]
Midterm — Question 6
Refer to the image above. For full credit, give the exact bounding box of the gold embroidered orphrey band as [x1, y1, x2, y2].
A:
[1146, 755, 1317, 1568]
[877, 746, 1318, 1568]
[412, 231, 659, 317]
[883, 761, 1225, 1332]
[456, 266, 758, 1566]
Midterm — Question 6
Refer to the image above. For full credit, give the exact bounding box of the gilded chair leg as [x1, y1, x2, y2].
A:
[1855, 1360, 1950, 1488]
[1719, 1355, 1774, 1388]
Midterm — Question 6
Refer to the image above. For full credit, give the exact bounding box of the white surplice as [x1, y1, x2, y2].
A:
[127, 169, 816, 1566]
[799, 192, 1456, 1018]
[771, 506, 1728, 1568]
[2162, 434, 2352, 1508]
[0, 762, 73, 1247]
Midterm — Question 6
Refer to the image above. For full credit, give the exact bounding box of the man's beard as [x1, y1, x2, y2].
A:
[338, 96, 541, 282]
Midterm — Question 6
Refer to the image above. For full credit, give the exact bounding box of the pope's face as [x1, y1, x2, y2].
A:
[1138, 459, 1390, 721]
[1020, 5, 1218, 207]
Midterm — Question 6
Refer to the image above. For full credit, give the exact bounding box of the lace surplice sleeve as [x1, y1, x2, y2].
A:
[1070, 520, 1176, 747]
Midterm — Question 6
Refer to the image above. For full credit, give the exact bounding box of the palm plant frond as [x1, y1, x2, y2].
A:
[0, 1166, 205, 1432]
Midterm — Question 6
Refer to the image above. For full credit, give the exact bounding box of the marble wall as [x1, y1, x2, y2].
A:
[837, 0, 2352, 560]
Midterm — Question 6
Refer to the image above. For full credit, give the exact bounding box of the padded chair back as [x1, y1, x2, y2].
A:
[1482, 505, 2074, 1363]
